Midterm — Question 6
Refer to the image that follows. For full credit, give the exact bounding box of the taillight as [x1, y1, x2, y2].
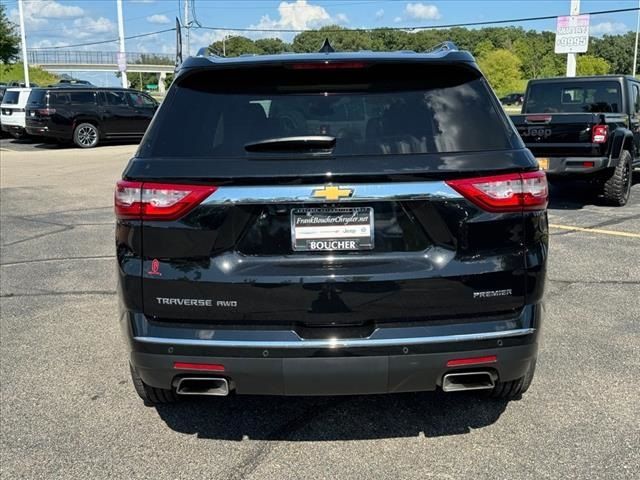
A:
[592, 124, 608, 143]
[36, 108, 56, 116]
[114, 181, 216, 220]
[446, 170, 548, 212]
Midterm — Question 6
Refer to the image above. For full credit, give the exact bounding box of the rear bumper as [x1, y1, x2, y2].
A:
[124, 304, 542, 395]
[1, 124, 25, 134]
[542, 156, 611, 175]
[26, 121, 68, 139]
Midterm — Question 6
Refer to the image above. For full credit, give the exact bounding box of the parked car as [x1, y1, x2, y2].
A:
[1, 87, 32, 138]
[116, 43, 547, 404]
[511, 75, 639, 206]
[25, 87, 159, 148]
[0, 85, 7, 137]
[500, 93, 524, 105]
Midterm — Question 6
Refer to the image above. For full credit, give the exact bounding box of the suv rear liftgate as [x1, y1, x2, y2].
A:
[116, 47, 547, 401]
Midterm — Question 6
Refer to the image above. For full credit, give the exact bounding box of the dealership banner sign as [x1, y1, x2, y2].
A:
[555, 14, 590, 53]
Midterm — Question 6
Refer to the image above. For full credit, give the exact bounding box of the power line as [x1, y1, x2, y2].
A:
[29, 27, 176, 50]
[197, 7, 640, 33]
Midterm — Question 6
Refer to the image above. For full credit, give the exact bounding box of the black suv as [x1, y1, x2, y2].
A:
[25, 87, 158, 148]
[116, 44, 548, 404]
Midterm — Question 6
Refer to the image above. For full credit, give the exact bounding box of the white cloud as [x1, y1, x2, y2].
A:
[375, 9, 384, 20]
[251, 0, 345, 33]
[404, 3, 441, 21]
[590, 22, 629, 36]
[9, 1, 84, 28]
[73, 16, 115, 34]
[31, 38, 71, 49]
[394, 16, 402, 23]
[146, 14, 170, 25]
[31, 0, 84, 18]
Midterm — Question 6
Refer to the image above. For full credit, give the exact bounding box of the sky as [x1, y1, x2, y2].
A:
[4, 0, 639, 85]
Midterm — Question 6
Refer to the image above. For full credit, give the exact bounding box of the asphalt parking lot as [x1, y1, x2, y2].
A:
[1, 139, 639, 479]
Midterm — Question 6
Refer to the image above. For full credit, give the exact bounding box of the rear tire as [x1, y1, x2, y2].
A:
[490, 358, 536, 399]
[73, 122, 99, 148]
[10, 131, 26, 140]
[129, 364, 178, 405]
[602, 150, 632, 206]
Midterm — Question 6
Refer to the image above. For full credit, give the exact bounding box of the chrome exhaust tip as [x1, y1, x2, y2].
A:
[442, 371, 495, 393]
[175, 377, 230, 396]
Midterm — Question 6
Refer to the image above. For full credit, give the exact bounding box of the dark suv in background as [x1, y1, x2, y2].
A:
[26, 87, 158, 148]
[116, 44, 548, 405]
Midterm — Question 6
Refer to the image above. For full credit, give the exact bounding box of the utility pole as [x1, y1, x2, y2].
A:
[17, 0, 29, 87]
[634, 0, 639, 76]
[116, 0, 128, 88]
[184, 0, 190, 57]
[566, 0, 580, 77]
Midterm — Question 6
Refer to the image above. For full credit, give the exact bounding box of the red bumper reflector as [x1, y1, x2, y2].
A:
[446, 355, 497, 367]
[173, 362, 225, 372]
[582, 161, 595, 168]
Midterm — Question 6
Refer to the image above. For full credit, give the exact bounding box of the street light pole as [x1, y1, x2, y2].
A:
[565, 0, 580, 77]
[116, 0, 128, 88]
[633, 0, 639, 77]
[17, 0, 29, 87]
[184, 0, 190, 57]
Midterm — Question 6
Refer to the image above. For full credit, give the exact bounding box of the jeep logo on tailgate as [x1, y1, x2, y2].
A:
[520, 127, 552, 139]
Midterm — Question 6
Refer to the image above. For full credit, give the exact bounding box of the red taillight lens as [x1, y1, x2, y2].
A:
[592, 124, 608, 143]
[36, 108, 56, 116]
[446, 170, 548, 213]
[114, 181, 216, 221]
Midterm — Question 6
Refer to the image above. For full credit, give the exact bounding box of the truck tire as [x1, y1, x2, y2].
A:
[490, 358, 536, 399]
[602, 150, 632, 206]
[73, 122, 99, 148]
[129, 364, 178, 405]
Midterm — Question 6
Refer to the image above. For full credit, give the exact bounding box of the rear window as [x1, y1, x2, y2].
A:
[2, 91, 20, 105]
[139, 63, 514, 158]
[524, 81, 622, 113]
[27, 89, 47, 105]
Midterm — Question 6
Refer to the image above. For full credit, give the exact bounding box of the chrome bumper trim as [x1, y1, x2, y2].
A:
[134, 328, 535, 349]
[202, 181, 462, 205]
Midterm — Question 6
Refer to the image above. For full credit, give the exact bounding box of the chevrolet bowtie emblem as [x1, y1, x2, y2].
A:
[312, 185, 353, 201]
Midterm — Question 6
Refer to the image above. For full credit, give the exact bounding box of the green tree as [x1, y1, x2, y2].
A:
[577, 55, 610, 76]
[514, 32, 563, 79]
[474, 39, 495, 58]
[478, 49, 524, 96]
[255, 38, 287, 55]
[590, 32, 635, 74]
[208, 36, 262, 57]
[0, 4, 20, 64]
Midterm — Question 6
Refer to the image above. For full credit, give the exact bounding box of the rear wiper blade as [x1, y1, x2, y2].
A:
[244, 135, 336, 153]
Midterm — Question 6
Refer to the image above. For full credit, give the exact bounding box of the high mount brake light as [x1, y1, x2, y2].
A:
[114, 181, 216, 221]
[592, 125, 608, 144]
[446, 170, 548, 213]
[289, 61, 368, 70]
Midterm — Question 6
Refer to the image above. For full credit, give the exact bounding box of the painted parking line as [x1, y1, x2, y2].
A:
[549, 224, 640, 239]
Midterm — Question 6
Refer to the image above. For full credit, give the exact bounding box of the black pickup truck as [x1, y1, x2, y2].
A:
[511, 75, 639, 206]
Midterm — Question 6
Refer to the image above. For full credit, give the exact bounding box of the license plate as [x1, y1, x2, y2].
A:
[537, 157, 549, 170]
[291, 207, 374, 251]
